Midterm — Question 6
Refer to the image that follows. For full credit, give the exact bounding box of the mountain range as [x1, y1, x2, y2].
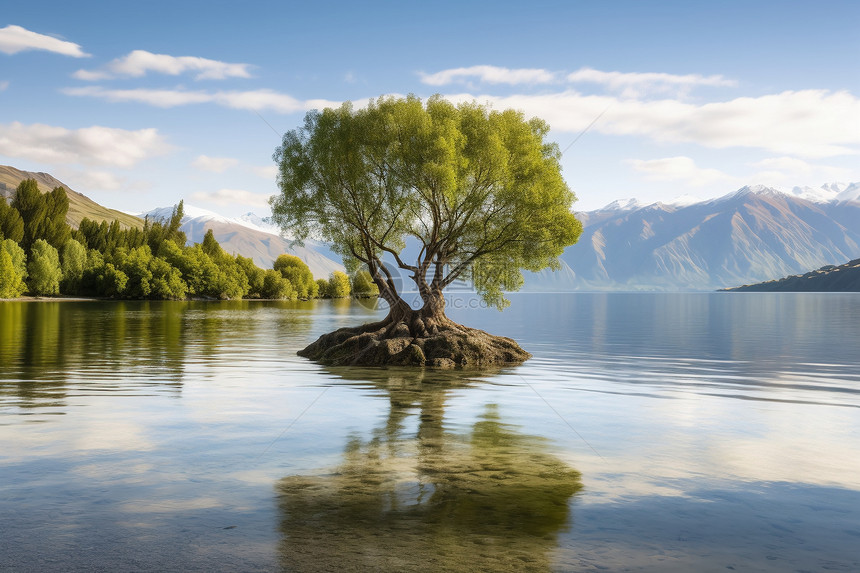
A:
[4, 164, 860, 291]
[555, 183, 860, 291]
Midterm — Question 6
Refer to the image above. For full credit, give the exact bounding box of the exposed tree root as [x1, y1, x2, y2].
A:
[298, 316, 531, 368]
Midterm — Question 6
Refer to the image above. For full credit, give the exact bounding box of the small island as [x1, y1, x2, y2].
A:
[270, 96, 583, 368]
[722, 258, 860, 292]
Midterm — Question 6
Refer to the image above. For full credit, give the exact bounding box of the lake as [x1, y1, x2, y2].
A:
[1, 293, 859, 572]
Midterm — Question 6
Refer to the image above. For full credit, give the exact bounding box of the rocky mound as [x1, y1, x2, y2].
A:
[298, 320, 531, 368]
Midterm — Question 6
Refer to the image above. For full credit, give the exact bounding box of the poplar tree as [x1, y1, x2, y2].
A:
[27, 239, 63, 296]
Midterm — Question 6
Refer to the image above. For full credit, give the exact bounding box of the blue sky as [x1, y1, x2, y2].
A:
[2, 0, 859, 216]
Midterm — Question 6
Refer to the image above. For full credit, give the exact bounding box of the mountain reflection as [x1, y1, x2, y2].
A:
[277, 368, 583, 572]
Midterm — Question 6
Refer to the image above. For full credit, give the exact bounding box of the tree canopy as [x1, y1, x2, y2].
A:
[271, 95, 581, 322]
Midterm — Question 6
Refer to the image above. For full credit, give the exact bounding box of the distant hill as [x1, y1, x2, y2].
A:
[559, 184, 860, 291]
[0, 165, 143, 230]
[723, 258, 860, 292]
[141, 204, 344, 277]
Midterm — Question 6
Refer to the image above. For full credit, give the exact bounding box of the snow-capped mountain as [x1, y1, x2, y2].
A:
[238, 212, 283, 235]
[554, 183, 860, 291]
[139, 180, 860, 292]
[140, 204, 344, 278]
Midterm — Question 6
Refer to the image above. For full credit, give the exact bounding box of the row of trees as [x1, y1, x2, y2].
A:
[1, 179, 376, 301]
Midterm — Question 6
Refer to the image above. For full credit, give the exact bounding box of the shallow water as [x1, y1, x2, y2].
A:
[1, 293, 859, 572]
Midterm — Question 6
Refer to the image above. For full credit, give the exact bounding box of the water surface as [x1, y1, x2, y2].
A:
[1, 294, 859, 571]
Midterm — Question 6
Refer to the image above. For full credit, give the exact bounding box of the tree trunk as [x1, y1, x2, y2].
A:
[415, 286, 455, 336]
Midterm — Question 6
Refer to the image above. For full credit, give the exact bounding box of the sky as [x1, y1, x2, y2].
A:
[1, 0, 859, 217]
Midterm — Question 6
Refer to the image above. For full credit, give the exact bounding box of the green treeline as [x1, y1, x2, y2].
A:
[1, 178, 373, 301]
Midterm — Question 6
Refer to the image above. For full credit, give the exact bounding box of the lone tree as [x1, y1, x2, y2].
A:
[271, 95, 582, 367]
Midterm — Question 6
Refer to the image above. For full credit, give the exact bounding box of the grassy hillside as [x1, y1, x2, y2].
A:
[0, 165, 143, 230]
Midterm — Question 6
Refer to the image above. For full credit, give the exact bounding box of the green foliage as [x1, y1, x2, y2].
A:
[328, 271, 351, 298]
[145, 201, 187, 253]
[114, 246, 153, 298]
[12, 180, 72, 251]
[0, 240, 27, 298]
[201, 229, 221, 258]
[236, 255, 265, 298]
[2, 238, 28, 281]
[81, 248, 127, 297]
[27, 239, 63, 295]
[159, 241, 213, 296]
[156, 239, 248, 300]
[271, 95, 582, 311]
[315, 278, 330, 298]
[0, 199, 24, 243]
[261, 269, 296, 299]
[148, 255, 188, 300]
[11, 179, 43, 252]
[351, 269, 379, 297]
[40, 187, 72, 249]
[4, 187, 265, 300]
[273, 254, 317, 298]
[114, 245, 190, 300]
[60, 239, 87, 293]
[77, 218, 146, 254]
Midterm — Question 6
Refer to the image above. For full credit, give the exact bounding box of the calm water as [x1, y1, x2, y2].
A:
[1, 293, 859, 572]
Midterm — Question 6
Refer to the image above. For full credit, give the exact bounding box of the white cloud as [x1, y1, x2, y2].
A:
[250, 165, 278, 179]
[192, 155, 239, 173]
[62, 82, 860, 159]
[73, 49, 252, 80]
[0, 122, 169, 168]
[62, 86, 213, 107]
[0, 81, 8, 91]
[54, 168, 125, 191]
[191, 188, 271, 208]
[627, 156, 733, 187]
[0, 24, 89, 57]
[751, 156, 816, 175]
[420, 65, 555, 86]
[63, 86, 341, 113]
[453, 89, 860, 158]
[419, 65, 733, 95]
[749, 156, 851, 185]
[567, 67, 735, 97]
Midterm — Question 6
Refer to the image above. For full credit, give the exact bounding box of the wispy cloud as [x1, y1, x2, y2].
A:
[62, 80, 860, 160]
[749, 156, 851, 185]
[567, 67, 736, 97]
[191, 188, 271, 208]
[418, 65, 734, 96]
[0, 80, 8, 91]
[63, 85, 341, 113]
[0, 24, 89, 57]
[419, 65, 555, 86]
[250, 165, 278, 179]
[73, 50, 252, 81]
[0, 121, 169, 167]
[63, 86, 213, 107]
[54, 168, 126, 191]
[451, 89, 860, 158]
[192, 155, 239, 173]
[627, 156, 733, 186]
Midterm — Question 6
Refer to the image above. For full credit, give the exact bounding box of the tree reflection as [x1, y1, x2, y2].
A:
[0, 301, 189, 408]
[277, 368, 583, 572]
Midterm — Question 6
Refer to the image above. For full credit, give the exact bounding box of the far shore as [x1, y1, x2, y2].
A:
[0, 295, 377, 303]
